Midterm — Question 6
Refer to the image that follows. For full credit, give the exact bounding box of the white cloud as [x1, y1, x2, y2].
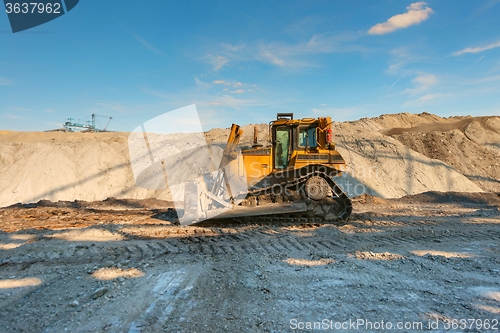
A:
[474, 0, 500, 16]
[203, 54, 229, 71]
[259, 50, 287, 66]
[194, 77, 212, 89]
[404, 73, 438, 94]
[207, 95, 259, 109]
[212, 80, 233, 86]
[368, 2, 434, 35]
[132, 32, 165, 56]
[0, 113, 23, 120]
[142, 88, 170, 100]
[387, 47, 412, 74]
[142, 85, 268, 113]
[477, 75, 500, 83]
[212, 80, 253, 89]
[283, 16, 326, 36]
[203, 33, 364, 70]
[394, 72, 443, 107]
[418, 93, 440, 103]
[467, 74, 500, 84]
[453, 40, 500, 56]
[230, 89, 245, 94]
[257, 34, 364, 67]
[8, 107, 31, 111]
[404, 93, 445, 107]
[385, 46, 431, 75]
[414, 73, 437, 86]
[0, 77, 12, 86]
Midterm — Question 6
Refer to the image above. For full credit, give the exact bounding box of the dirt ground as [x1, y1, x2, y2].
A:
[0, 192, 499, 332]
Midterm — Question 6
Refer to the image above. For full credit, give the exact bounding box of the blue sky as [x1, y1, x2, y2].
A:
[1, 0, 499, 131]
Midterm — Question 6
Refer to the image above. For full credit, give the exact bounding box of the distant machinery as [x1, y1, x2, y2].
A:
[63, 114, 112, 132]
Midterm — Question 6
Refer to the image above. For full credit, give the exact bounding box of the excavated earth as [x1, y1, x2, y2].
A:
[0, 112, 499, 332]
[0, 194, 499, 332]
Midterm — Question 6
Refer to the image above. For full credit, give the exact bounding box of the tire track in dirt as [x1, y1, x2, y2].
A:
[2, 221, 499, 267]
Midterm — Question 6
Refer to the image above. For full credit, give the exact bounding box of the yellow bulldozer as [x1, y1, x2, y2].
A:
[182, 113, 352, 224]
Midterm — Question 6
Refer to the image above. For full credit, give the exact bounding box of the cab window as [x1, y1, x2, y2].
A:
[298, 127, 317, 148]
[275, 126, 290, 168]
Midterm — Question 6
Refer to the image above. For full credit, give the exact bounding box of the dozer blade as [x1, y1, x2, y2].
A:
[204, 202, 308, 220]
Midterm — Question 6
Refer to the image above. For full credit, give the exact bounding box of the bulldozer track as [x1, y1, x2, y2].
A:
[235, 169, 353, 223]
[3, 222, 499, 267]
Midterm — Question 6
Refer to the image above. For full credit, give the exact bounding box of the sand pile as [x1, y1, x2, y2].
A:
[387, 116, 500, 192]
[331, 117, 483, 198]
[0, 113, 498, 207]
[0, 131, 162, 208]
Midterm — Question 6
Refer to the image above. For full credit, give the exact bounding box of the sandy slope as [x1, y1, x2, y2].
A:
[0, 131, 166, 207]
[388, 116, 500, 192]
[0, 113, 498, 207]
[336, 113, 499, 196]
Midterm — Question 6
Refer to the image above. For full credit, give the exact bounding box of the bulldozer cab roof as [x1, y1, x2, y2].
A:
[271, 113, 330, 127]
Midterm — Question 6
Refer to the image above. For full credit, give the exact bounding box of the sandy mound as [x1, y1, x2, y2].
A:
[0, 131, 163, 208]
[0, 113, 498, 207]
[387, 116, 500, 192]
[331, 117, 483, 198]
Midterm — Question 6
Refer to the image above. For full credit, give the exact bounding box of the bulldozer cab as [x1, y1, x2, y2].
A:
[272, 113, 321, 169]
